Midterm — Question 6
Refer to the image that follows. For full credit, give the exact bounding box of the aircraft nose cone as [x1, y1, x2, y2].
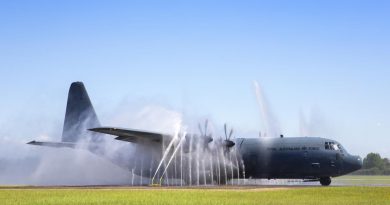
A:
[356, 156, 363, 170]
[344, 155, 362, 174]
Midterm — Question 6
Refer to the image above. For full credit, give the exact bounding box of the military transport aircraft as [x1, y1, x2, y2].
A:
[28, 82, 362, 186]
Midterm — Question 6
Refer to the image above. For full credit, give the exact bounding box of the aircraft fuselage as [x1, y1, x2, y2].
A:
[237, 137, 362, 180]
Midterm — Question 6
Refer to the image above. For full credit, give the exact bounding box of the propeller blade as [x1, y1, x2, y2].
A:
[204, 119, 208, 136]
[224, 123, 228, 140]
[198, 123, 204, 136]
[229, 128, 233, 140]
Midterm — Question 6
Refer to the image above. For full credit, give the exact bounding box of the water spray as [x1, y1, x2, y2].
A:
[151, 120, 182, 185]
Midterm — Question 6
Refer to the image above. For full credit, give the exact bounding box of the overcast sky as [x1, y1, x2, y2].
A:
[0, 0, 389, 158]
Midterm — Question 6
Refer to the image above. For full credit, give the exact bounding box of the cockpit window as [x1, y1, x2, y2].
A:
[332, 144, 339, 150]
[337, 144, 345, 153]
[325, 142, 330, 150]
[325, 141, 341, 151]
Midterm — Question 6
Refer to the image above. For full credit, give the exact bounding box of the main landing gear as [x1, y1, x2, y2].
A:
[319, 177, 331, 186]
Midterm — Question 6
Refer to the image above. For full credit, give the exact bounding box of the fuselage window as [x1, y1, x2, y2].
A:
[332, 144, 339, 150]
[325, 142, 330, 150]
[337, 144, 343, 153]
[325, 142, 340, 151]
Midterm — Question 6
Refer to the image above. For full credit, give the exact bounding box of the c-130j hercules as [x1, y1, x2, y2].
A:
[28, 82, 362, 186]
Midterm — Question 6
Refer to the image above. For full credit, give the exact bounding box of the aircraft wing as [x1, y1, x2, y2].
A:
[89, 127, 167, 143]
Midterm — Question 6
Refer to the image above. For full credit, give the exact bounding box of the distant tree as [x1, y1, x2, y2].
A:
[352, 153, 390, 175]
[383, 158, 390, 167]
[363, 153, 384, 169]
[383, 158, 390, 174]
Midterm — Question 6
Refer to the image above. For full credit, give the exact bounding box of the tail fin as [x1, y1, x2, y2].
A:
[62, 82, 101, 143]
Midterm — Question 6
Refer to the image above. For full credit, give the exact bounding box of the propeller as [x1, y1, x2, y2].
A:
[198, 119, 213, 144]
[223, 123, 235, 148]
[182, 120, 214, 153]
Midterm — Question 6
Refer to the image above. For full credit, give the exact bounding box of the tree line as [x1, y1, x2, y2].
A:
[352, 153, 390, 175]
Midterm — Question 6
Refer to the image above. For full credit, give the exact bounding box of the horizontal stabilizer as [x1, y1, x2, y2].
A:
[89, 127, 167, 143]
[27, 141, 77, 148]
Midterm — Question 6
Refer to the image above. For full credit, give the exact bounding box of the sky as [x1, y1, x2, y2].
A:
[0, 0, 389, 158]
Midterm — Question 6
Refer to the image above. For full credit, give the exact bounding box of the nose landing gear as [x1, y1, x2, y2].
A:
[319, 177, 331, 186]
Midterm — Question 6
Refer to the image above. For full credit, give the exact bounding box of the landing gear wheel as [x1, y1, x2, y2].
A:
[319, 177, 331, 186]
[217, 178, 227, 185]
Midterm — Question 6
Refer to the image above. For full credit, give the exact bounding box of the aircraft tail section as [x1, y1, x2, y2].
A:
[62, 82, 101, 143]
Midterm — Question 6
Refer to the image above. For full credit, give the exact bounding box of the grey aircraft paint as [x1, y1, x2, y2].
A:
[237, 137, 362, 184]
[28, 82, 362, 186]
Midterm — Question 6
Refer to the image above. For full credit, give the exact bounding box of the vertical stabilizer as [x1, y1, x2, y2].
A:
[62, 82, 101, 143]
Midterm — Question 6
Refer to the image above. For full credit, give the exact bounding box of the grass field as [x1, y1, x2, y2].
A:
[333, 175, 390, 185]
[1, 187, 390, 205]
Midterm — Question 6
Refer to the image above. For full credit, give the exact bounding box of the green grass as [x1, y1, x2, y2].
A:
[334, 175, 390, 185]
[1, 187, 390, 205]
